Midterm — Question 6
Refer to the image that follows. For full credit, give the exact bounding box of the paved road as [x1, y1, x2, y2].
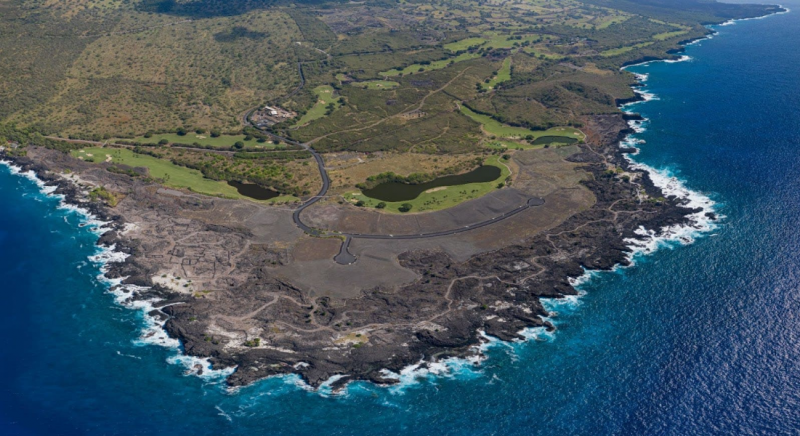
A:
[244, 86, 548, 264]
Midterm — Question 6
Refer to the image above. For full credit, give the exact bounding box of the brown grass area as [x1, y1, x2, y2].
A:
[10, 9, 301, 137]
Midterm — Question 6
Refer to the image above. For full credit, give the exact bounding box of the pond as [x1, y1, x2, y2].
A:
[227, 181, 280, 200]
[531, 135, 578, 146]
[361, 165, 502, 202]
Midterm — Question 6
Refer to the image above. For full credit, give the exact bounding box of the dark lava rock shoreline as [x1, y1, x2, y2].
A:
[0, 106, 705, 390]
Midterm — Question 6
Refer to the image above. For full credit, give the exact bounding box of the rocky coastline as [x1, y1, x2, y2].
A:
[0, 97, 706, 390]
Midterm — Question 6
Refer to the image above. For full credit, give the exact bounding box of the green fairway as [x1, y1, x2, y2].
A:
[483, 57, 511, 90]
[345, 155, 510, 214]
[72, 147, 280, 202]
[485, 34, 544, 50]
[600, 41, 654, 57]
[444, 37, 487, 52]
[351, 80, 400, 90]
[294, 85, 337, 127]
[460, 105, 584, 141]
[120, 133, 259, 148]
[380, 52, 480, 76]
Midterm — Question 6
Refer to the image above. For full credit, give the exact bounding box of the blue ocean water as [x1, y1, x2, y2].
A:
[2, 6, 800, 435]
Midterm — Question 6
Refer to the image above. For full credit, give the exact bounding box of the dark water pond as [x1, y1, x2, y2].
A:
[227, 181, 280, 200]
[361, 165, 501, 202]
[532, 135, 578, 145]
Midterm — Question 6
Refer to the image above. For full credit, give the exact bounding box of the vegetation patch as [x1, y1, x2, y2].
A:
[350, 80, 400, 90]
[119, 132, 264, 149]
[444, 37, 487, 52]
[380, 52, 480, 77]
[346, 155, 510, 214]
[73, 147, 249, 200]
[294, 86, 340, 127]
[89, 186, 123, 207]
[460, 105, 584, 141]
[482, 58, 512, 90]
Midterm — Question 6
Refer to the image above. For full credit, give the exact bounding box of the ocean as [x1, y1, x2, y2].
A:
[1, 4, 799, 435]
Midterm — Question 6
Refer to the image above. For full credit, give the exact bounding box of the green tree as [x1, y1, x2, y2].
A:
[399, 203, 413, 213]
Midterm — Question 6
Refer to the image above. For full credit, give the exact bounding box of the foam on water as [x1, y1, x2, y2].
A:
[0, 160, 235, 382]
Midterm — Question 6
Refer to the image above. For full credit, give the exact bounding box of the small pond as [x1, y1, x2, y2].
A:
[532, 135, 578, 146]
[361, 165, 501, 202]
[227, 181, 280, 200]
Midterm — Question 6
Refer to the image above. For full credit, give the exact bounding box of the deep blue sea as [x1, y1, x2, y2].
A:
[2, 6, 800, 435]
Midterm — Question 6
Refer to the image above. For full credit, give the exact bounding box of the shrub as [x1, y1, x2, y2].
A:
[398, 203, 413, 213]
[158, 139, 169, 145]
[375, 202, 386, 209]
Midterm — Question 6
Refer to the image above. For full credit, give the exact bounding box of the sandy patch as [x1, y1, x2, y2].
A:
[152, 273, 195, 294]
[424, 186, 448, 194]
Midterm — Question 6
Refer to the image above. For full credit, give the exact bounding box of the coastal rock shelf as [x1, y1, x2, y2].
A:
[1, 112, 701, 389]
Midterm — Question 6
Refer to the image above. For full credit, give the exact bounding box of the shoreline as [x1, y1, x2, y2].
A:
[0, 111, 701, 392]
[0, 6, 786, 392]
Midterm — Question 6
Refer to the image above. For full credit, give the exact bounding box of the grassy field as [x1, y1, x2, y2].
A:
[484, 34, 544, 50]
[596, 14, 631, 29]
[483, 58, 511, 90]
[444, 37, 487, 52]
[600, 42, 655, 57]
[653, 30, 689, 41]
[523, 48, 566, 60]
[380, 52, 480, 76]
[72, 147, 297, 203]
[460, 106, 584, 141]
[294, 86, 336, 127]
[345, 155, 511, 214]
[351, 80, 400, 90]
[118, 133, 272, 149]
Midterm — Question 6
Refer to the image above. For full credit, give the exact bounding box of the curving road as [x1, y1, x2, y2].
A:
[246, 84, 545, 264]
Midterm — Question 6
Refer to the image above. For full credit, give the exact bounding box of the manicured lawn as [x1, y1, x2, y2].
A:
[380, 52, 480, 76]
[460, 105, 585, 141]
[119, 132, 262, 148]
[71, 147, 294, 203]
[600, 41, 654, 57]
[294, 85, 336, 127]
[346, 155, 511, 214]
[483, 57, 511, 90]
[444, 37, 487, 52]
[485, 34, 543, 50]
[351, 80, 400, 90]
